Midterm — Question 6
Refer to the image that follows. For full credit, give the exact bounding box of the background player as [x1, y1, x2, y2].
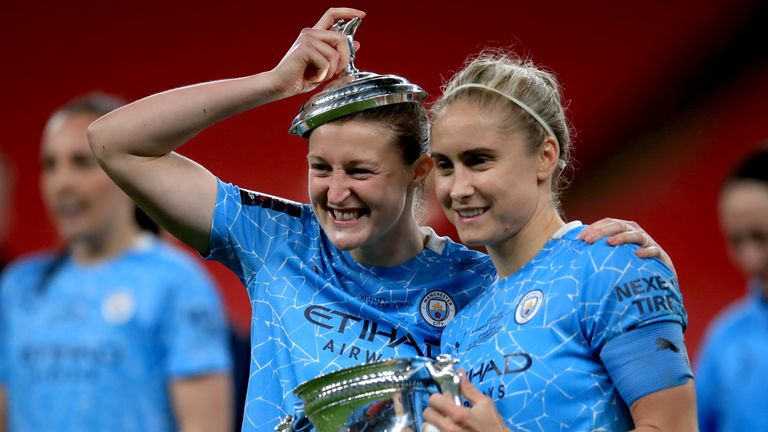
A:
[696, 147, 768, 431]
[0, 93, 233, 432]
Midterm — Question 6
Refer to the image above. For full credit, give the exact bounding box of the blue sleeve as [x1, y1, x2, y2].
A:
[160, 257, 232, 378]
[600, 322, 693, 405]
[581, 242, 687, 344]
[694, 322, 725, 432]
[205, 179, 306, 283]
[580, 243, 691, 403]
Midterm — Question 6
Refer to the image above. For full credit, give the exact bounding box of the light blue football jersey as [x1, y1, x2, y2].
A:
[205, 180, 496, 431]
[0, 235, 232, 432]
[441, 222, 692, 431]
[696, 282, 768, 432]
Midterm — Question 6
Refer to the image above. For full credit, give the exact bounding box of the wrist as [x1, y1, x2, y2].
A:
[256, 69, 298, 102]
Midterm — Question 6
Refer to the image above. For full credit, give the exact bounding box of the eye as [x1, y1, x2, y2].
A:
[465, 154, 492, 167]
[41, 155, 56, 173]
[310, 163, 331, 174]
[72, 153, 97, 170]
[748, 230, 768, 245]
[347, 168, 373, 177]
[432, 157, 453, 174]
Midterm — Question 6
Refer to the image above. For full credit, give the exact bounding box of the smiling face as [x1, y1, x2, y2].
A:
[719, 180, 768, 285]
[307, 118, 426, 261]
[431, 101, 549, 249]
[40, 112, 136, 248]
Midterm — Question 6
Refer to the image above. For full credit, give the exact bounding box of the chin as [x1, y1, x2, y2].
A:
[453, 227, 486, 247]
[326, 230, 371, 252]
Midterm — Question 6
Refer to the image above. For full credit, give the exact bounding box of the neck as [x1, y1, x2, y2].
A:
[69, 224, 143, 264]
[487, 203, 565, 278]
[350, 218, 425, 267]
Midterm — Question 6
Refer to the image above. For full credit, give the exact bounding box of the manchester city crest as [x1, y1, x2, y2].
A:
[514, 290, 544, 325]
[102, 290, 136, 325]
[419, 290, 456, 327]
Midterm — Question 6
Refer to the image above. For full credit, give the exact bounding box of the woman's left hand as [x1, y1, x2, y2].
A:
[422, 373, 511, 432]
[578, 218, 676, 275]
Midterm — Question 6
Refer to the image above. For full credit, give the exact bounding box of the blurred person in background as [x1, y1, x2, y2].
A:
[0, 93, 233, 432]
[696, 147, 768, 432]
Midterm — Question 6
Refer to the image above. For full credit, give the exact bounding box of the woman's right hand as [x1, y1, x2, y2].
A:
[422, 373, 511, 432]
[267, 7, 366, 97]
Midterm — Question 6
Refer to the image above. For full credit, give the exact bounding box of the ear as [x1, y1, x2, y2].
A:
[410, 153, 434, 186]
[537, 136, 560, 181]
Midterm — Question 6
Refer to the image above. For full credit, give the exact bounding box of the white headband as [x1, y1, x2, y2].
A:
[445, 83, 564, 168]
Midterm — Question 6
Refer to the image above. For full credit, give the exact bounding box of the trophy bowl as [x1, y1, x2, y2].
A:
[277, 355, 461, 432]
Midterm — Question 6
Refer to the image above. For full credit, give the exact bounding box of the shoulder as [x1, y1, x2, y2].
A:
[702, 297, 758, 342]
[218, 178, 307, 219]
[433, 230, 494, 271]
[2, 251, 60, 281]
[560, 225, 674, 286]
[555, 225, 683, 320]
[1, 251, 62, 302]
[422, 230, 496, 284]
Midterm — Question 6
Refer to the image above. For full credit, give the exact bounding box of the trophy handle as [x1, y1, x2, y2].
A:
[331, 17, 362, 76]
[426, 354, 463, 406]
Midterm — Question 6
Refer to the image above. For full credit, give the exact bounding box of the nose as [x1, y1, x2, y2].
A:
[43, 163, 76, 197]
[449, 166, 474, 203]
[327, 174, 352, 206]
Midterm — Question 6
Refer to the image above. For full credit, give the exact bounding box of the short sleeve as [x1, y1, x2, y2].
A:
[204, 179, 306, 282]
[580, 243, 692, 404]
[160, 258, 232, 378]
[581, 243, 687, 349]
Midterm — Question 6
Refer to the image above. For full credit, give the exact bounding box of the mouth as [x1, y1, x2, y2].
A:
[329, 208, 370, 222]
[455, 207, 488, 220]
[54, 198, 87, 219]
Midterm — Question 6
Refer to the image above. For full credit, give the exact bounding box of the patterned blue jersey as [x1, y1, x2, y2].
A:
[205, 180, 496, 431]
[0, 235, 232, 432]
[695, 282, 768, 432]
[441, 222, 692, 431]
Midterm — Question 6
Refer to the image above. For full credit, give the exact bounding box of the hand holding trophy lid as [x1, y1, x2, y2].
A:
[289, 17, 427, 137]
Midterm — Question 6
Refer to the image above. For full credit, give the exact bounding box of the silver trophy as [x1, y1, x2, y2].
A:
[276, 355, 462, 432]
[288, 17, 427, 137]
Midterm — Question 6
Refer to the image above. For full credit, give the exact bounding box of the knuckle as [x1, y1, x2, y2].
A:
[452, 409, 470, 425]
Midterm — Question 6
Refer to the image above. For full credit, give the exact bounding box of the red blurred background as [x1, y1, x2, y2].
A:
[1, 0, 767, 359]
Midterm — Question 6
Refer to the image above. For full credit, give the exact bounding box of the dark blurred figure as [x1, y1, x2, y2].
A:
[0, 93, 233, 432]
[696, 146, 768, 432]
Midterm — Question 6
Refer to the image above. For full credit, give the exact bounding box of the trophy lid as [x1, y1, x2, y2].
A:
[288, 18, 427, 137]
